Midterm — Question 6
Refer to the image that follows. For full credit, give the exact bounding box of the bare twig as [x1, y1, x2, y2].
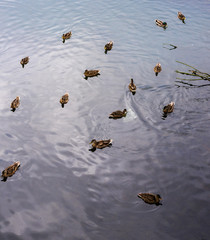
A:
[176, 61, 199, 71]
[176, 61, 210, 86]
[163, 43, 177, 50]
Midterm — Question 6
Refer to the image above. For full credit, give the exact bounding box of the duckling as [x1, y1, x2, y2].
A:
[154, 63, 162, 76]
[155, 19, 167, 29]
[178, 12, 186, 23]
[104, 41, 113, 54]
[60, 93, 69, 108]
[20, 57, 29, 68]
[62, 31, 72, 43]
[1, 161, 20, 182]
[138, 193, 162, 205]
[84, 69, 100, 79]
[10, 96, 20, 112]
[89, 139, 112, 151]
[109, 109, 127, 119]
[163, 102, 175, 114]
[128, 78, 136, 95]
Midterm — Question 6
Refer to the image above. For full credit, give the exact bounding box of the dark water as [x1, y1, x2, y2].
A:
[0, 0, 210, 239]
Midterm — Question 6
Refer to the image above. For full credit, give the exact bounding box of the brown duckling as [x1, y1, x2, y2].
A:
[163, 102, 175, 114]
[155, 19, 167, 29]
[178, 12, 186, 23]
[11, 96, 20, 112]
[62, 31, 72, 43]
[89, 139, 112, 151]
[138, 193, 162, 205]
[104, 41, 113, 54]
[20, 57, 29, 68]
[60, 93, 69, 108]
[154, 63, 162, 76]
[128, 78, 136, 95]
[1, 161, 20, 182]
[84, 69, 100, 79]
[109, 109, 127, 119]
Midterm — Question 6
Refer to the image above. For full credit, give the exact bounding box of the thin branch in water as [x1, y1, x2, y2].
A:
[176, 77, 203, 81]
[176, 61, 199, 71]
[189, 69, 210, 77]
[163, 43, 177, 50]
[175, 61, 210, 85]
[175, 70, 198, 76]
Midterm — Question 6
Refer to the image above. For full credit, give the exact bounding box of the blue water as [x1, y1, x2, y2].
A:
[0, 0, 210, 239]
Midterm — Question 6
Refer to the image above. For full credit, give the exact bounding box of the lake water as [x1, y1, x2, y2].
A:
[0, 0, 210, 239]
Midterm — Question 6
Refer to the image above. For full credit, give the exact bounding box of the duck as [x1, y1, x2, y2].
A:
[62, 31, 72, 43]
[155, 19, 167, 28]
[20, 57, 29, 68]
[89, 139, 112, 151]
[84, 69, 100, 79]
[138, 193, 162, 205]
[163, 102, 175, 114]
[11, 96, 20, 112]
[128, 78, 136, 95]
[109, 109, 127, 119]
[154, 63, 162, 76]
[1, 161, 20, 182]
[104, 41, 113, 54]
[60, 93, 69, 108]
[178, 12, 186, 23]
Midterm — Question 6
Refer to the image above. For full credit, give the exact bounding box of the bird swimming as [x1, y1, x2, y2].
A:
[155, 19, 167, 29]
[20, 57, 29, 68]
[1, 161, 20, 182]
[62, 31, 72, 43]
[89, 139, 112, 151]
[154, 63, 162, 76]
[109, 109, 127, 119]
[60, 93, 69, 108]
[104, 41, 113, 54]
[11, 96, 20, 112]
[162, 102, 175, 119]
[138, 193, 162, 205]
[128, 78, 136, 95]
[84, 69, 100, 79]
[178, 12, 186, 23]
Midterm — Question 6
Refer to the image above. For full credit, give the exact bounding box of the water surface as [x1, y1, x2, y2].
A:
[0, 0, 210, 239]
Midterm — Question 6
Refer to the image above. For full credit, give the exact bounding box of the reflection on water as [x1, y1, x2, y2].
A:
[0, 0, 210, 239]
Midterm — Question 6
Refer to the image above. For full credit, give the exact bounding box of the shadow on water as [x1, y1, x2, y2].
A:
[175, 81, 210, 88]
[161, 113, 168, 120]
